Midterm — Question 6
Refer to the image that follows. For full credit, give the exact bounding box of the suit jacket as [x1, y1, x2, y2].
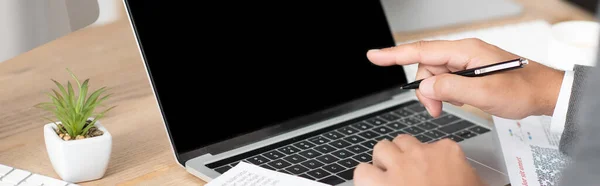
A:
[557, 64, 600, 185]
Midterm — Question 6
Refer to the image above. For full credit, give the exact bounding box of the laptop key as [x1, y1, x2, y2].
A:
[380, 113, 399, 121]
[400, 116, 421, 125]
[352, 122, 373, 130]
[373, 126, 393, 134]
[298, 149, 322, 159]
[414, 112, 434, 121]
[293, 141, 316, 150]
[323, 131, 346, 140]
[361, 140, 377, 149]
[424, 130, 446, 139]
[338, 168, 355, 180]
[298, 173, 314, 180]
[357, 131, 378, 139]
[307, 168, 330, 179]
[388, 131, 406, 138]
[322, 163, 345, 173]
[442, 135, 464, 142]
[407, 103, 427, 112]
[403, 126, 424, 135]
[262, 150, 285, 160]
[337, 126, 359, 135]
[330, 139, 351, 148]
[386, 122, 407, 130]
[314, 144, 336, 154]
[278, 169, 292, 175]
[260, 163, 276, 170]
[365, 117, 386, 126]
[331, 149, 354, 159]
[246, 155, 270, 165]
[268, 159, 292, 169]
[230, 161, 242, 167]
[347, 145, 369, 154]
[416, 122, 438, 130]
[415, 134, 433, 143]
[278, 146, 301, 155]
[283, 154, 307, 164]
[309, 136, 331, 145]
[301, 159, 324, 169]
[338, 158, 359, 168]
[319, 175, 346, 185]
[392, 109, 413, 117]
[316, 154, 339, 164]
[431, 114, 460, 126]
[374, 135, 393, 141]
[343, 135, 365, 143]
[214, 165, 232, 174]
[469, 126, 491, 134]
[438, 120, 475, 134]
[352, 153, 372, 162]
[456, 130, 477, 139]
[285, 164, 309, 175]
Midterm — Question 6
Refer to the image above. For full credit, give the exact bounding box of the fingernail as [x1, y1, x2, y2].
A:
[368, 49, 380, 52]
[419, 76, 436, 98]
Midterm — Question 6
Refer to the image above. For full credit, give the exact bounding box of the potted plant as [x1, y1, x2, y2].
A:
[35, 69, 115, 183]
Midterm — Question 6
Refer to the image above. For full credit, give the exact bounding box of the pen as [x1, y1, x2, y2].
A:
[400, 57, 529, 89]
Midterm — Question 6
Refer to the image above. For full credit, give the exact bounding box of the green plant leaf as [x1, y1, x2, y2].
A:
[82, 106, 116, 135]
[84, 87, 107, 109]
[51, 79, 68, 98]
[66, 68, 81, 88]
[36, 69, 115, 137]
[66, 81, 76, 113]
[76, 79, 89, 113]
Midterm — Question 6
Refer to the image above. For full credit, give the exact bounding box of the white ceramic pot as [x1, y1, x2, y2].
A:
[43, 120, 112, 183]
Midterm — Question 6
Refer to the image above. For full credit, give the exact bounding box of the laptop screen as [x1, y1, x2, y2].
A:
[124, 0, 408, 158]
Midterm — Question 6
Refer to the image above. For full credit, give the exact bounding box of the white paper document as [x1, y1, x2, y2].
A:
[205, 162, 331, 186]
[493, 115, 572, 186]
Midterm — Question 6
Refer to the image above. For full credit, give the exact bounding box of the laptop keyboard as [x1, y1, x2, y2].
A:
[206, 100, 491, 185]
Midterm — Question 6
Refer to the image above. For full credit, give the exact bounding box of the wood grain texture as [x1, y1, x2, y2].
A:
[0, 0, 593, 185]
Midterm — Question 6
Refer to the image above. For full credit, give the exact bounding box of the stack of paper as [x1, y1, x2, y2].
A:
[205, 162, 331, 186]
[493, 115, 572, 186]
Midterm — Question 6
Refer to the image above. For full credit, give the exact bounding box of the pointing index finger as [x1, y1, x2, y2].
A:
[366, 39, 475, 68]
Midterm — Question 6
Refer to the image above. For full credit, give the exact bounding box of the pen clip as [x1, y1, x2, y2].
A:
[474, 58, 528, 75]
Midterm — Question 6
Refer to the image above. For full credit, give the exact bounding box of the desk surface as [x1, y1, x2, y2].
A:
[0, 0, 594, 185]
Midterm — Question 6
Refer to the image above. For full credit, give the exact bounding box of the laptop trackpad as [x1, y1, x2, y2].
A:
[467, 158, 510, 185]
[461, 133, 510, 185]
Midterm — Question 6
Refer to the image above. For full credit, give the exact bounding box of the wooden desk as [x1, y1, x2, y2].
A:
[0, 0, 594, 185]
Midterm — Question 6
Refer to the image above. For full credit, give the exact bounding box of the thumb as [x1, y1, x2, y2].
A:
[419, 74, 489, 107]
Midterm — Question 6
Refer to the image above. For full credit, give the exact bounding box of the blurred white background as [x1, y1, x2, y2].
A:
[0, 0, 124, 63]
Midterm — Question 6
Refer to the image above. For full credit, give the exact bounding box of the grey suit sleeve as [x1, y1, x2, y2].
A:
[557, 64, 600, 186]
[558, 64, 593, 156]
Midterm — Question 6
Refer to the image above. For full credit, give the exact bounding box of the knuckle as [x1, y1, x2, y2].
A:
[463, 38, 485, 46]
[414, 40, 429, 49]
[408, 145, 425, 156]
[392, 134, 403, 143]
[354, 163, 367, 175]
[372, 140, 388, 155]
[438, 138, 464, 155]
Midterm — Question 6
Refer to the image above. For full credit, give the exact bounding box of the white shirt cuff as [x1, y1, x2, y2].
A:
[550, 70, 574, 134]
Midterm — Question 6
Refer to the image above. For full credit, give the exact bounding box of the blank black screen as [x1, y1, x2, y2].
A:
[124, 0, 408, 155]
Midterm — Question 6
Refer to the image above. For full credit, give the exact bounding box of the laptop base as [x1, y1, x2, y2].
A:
[186, 91, 509, 186]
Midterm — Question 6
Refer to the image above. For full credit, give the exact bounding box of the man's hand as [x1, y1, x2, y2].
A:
[353, 135, 486, 186]
[366, 38, 564, 119]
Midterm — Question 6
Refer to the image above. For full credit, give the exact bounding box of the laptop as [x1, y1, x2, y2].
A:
[121, 0, 509, 185]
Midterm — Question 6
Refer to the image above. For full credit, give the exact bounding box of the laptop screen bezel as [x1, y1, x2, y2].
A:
[122, 0, 408, 166]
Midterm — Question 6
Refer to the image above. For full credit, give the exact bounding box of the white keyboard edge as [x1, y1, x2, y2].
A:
[0, 164, 78, 186]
